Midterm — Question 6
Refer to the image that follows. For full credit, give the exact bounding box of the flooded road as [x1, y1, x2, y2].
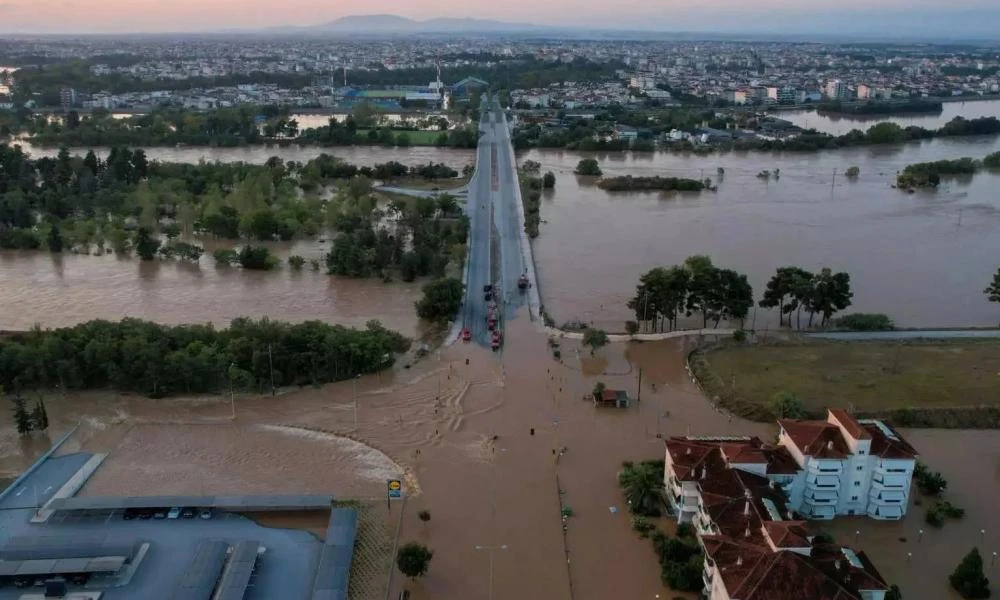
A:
[8, 133, 1000, 332]
[527, 136, 1000, 330]
[1, 312, 997, 600]
[778, 98, 1000, 136]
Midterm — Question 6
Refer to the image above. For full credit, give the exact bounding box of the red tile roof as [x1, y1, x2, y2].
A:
[778, 420, 851, 459]
[732, 551, 862, 600]
[665, 436, 800, 477]
[763, 521, 812, 549]
[860, 422, 918, 460]
[828, 409, 871, 440]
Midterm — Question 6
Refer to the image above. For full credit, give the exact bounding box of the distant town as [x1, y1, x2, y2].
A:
[1, 37, 998, 114]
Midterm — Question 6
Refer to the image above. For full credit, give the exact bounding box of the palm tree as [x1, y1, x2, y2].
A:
[618, 462, 665, 517]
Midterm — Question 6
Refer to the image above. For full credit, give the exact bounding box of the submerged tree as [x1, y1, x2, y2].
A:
[396, 542, 434, 580]
[949, 547, 990, 599]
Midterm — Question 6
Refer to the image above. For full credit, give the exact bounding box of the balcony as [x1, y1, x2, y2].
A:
[807, 461, 843, 475]
[703, 565, 714, 590]
[806, 474, 841, 491]
[870, 475, 907, 493]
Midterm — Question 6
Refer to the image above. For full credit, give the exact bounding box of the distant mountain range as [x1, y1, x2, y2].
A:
[308, 15, 540, 34]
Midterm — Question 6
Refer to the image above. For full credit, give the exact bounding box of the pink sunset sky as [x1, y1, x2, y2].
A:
[0, 0, 996, 34]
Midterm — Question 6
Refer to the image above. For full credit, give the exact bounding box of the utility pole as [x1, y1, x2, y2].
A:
[267, 344, 275, 396]
[637, 368, 643, 403]
[474, 544, 508, 600]
[353, 374, 360, 429]
[229, 361, 236, 420]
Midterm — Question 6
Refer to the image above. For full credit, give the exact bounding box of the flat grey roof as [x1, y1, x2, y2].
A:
[0, 555, 126, 577]
[0, 535, 138, 562]
[215, 541, 261, 600]
[311, 508, 358, 600]
[171, 540, 229, 600]
[48, 494, 334, 513]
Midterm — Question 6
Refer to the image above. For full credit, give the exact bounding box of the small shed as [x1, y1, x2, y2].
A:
[594, 389, 630, 409]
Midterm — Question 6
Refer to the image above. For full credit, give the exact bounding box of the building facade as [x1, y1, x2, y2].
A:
[663, 427, 894, 600]
[777, 409, 918, 520]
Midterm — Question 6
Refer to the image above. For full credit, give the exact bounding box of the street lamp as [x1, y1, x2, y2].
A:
[474, 544, 508, 600]
[353, 374, 361, 429]
[228, 362, 236, 420]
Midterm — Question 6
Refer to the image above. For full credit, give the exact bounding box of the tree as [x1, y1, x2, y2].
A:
[542, 171, 556, 188]
[593, 381, 606, 402]
[288, 255, 306, 270]
[574, 158, 602, 176]
[134, 227, 161, 261]
[415, 278, 463, 322]
[582, 328, 609, 354]
[949, 547, 990, 599]
[985, 268, 1000, 318]
[625, 321, 639, 335]
[715, 268, 754, 327]
[807, 268, 853, 327]
[618, 461, 665, 517]
[845, 166, 861, 178]
[684, 255, 718, 328]
[886, 584, 903, 600]
[31, 399, 48, 431]
[10, 396, 32, 435]
[759, 267, 813, 327]
[769, 391, 807, 419]
[396, 542, 433, 580]
[418, 510, 431, 522]
[47, 223, 63, 253]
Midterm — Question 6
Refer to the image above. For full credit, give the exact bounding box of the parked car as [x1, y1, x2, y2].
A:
[123, 509, 137, 521]
[199, 509, 213, 520]
[461, 328, 471, 342]
[181, 507, 196, 519]
[138, 511, 153, 520]
[167, 507, 181, 519]
[152, 510, 166, 520]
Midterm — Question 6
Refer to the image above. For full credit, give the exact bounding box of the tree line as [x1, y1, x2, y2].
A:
[627, 257, 853, 332]
[627, 256, 755, 331]
[0, 318, 409, 398]
[0, 144, 468, 271]
[324, 181, 467, 281]
[597, 175, 708, 192]
[513, 115, 1000, 155]
[896, 152, 1000, 188]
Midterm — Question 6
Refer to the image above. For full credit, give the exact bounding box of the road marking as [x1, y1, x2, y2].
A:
[43, 486, 53, 494]
[15, 488, 24, 496]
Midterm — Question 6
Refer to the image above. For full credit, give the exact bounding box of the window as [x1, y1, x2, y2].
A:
[851, 496, 859, 501]
[856, 466, 863, 471]
[858, 450, 865, 455]
[854, 481, 861, 487]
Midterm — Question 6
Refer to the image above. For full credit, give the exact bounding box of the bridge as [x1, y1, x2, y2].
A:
[453, 97, 541, 347]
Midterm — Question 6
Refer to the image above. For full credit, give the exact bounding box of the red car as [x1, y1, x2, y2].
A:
[461, 328, 471, 342]
[487, 317, 496, 331]
[491, 331, 502, 351]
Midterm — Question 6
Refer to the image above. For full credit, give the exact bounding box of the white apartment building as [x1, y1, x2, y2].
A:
[777, 409, 917, 520]
[663, 427, 894, 600]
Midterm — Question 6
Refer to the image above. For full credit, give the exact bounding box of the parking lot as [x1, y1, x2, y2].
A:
[0, 453, 330, 600]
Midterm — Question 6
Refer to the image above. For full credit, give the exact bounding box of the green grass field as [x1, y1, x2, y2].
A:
[693, 340, 1000, 421]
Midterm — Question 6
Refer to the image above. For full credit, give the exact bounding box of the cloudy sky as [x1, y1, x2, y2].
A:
[0, 0, 998, 37]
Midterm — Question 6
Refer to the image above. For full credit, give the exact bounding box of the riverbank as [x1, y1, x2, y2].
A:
[688, 338, 1000, 428]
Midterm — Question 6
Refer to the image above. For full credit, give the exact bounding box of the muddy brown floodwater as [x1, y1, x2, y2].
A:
[1, 313, 997, 599]
[0, 241, 426, 336]
[527, 136, 1000, 331]
[779, 99, 1000, 136]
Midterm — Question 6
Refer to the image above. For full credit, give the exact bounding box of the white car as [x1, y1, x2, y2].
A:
[167, 507, 181, 520]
